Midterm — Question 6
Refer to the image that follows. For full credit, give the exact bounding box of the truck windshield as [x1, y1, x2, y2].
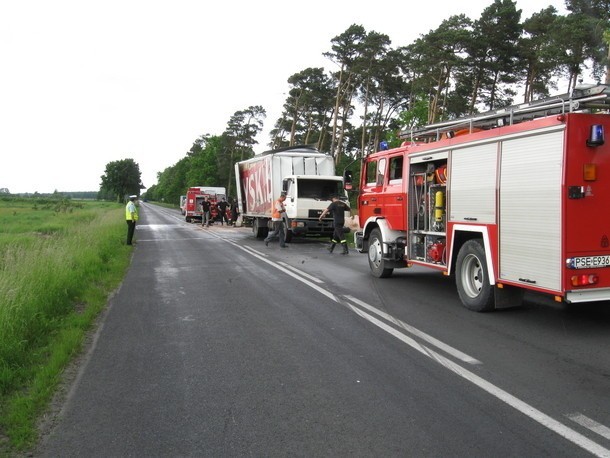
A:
[297, 179, 343, 200]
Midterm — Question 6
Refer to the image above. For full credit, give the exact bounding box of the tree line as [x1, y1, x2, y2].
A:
[132, 0, 608, 206]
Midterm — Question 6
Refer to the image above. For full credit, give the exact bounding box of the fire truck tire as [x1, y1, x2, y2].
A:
[368, 228, 393, 278]
[456, 240, 494, 312]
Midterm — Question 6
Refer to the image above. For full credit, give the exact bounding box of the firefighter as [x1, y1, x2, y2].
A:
[264, 193, 288, 248]
[200, 197, 211, 227]
[229, 198, 239, 226]
[125, 195, 139, 245]
[319, 195, 350, 254]
[217, 197, 229, 226]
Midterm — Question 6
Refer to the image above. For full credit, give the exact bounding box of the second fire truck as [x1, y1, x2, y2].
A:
[352, 84, 610, 311]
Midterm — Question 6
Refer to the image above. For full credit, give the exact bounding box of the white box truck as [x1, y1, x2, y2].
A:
[235, 145, 348, 240]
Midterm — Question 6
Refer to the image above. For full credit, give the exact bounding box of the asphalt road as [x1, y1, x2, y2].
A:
[37, 202, 610, 457]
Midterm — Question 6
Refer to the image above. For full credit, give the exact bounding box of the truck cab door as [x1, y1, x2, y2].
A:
[360, 157, 383, 224]
[283, 178, 296, 218]
[382, 154, 405, 230]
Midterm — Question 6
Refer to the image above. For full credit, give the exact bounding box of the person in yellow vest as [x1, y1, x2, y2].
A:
[264, 193, 288, 248]
[125, 195, 139, 245]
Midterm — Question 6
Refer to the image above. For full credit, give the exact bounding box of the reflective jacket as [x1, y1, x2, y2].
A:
[125, 201, 139, 221]
[271, 198, 285, 221]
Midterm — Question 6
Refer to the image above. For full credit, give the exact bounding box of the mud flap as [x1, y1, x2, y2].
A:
[355, 231, 364, 252]
[494, 284, 524, 309]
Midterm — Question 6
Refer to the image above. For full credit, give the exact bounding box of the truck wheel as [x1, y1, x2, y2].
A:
[368, 228, 393, 278]
[253, 218, 268, 238]
[456, 239, 494, 312]
[253, 219, 262, 238]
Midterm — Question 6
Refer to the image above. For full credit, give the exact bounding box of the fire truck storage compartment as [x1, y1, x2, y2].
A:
[408, 153, 448, 265]
[499, 129, 564, 291]
[450, 143, 498, 224]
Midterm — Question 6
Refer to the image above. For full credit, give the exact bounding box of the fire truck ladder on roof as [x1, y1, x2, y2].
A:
[400, 84, 610, 142]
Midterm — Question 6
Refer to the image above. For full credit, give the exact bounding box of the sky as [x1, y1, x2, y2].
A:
[0, 0, 569, 194]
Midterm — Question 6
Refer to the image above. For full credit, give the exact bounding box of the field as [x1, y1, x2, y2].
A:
[0, 197, 132, 451]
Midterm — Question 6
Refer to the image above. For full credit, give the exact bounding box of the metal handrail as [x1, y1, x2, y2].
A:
[400, 84, 610, 140]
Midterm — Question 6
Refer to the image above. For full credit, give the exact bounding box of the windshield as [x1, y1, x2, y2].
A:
[297, 179, 343, 200]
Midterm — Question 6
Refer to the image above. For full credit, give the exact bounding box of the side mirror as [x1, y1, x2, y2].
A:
[343, 170, 353, 190]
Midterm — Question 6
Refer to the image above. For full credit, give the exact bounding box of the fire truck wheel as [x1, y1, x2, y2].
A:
[368, 228, 393, 278]
[456, 239, 494, 312]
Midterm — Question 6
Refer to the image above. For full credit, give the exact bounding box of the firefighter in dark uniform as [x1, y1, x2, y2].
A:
[217, 197, 229, 226]
[319, 195, 350, 254]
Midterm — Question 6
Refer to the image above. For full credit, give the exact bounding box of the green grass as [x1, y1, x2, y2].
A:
[0, 197, 133, 452]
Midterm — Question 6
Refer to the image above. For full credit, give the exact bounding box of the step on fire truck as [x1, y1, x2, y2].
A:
[351, 84, 610, 311]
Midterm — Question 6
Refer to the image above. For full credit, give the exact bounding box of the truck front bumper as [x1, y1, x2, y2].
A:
[290, 219, 334, 236]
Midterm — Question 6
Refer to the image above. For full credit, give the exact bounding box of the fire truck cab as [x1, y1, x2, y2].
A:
[354, 84, 610, 311]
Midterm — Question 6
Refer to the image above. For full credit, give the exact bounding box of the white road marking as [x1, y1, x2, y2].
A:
[344, 295, 481, 364]
[567, 413, 610, 441]
[278, 261, 324, 284]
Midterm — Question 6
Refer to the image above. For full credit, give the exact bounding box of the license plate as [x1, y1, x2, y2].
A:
[572, 255, 610, 269]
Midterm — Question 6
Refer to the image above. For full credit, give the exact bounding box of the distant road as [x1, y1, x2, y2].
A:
[38, 202, 610, 457]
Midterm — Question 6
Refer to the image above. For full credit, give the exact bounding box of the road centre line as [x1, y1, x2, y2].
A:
[277, 262, 324, 284]
[231, 242, 339, 303]
[181, 214, 610, 456]
[344, 295, 481, 365]
[243, 245, 268, 256]
[567, 413, 610, 442]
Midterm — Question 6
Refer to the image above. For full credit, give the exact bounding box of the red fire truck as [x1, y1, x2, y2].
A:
[184, 186, 227, 223]
[352, 84, 610, 311]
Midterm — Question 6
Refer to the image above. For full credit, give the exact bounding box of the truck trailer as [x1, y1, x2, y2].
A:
[235, 145, 348, 241]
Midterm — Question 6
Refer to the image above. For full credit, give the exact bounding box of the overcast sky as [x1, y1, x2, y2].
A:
[0, 0, 569, 194]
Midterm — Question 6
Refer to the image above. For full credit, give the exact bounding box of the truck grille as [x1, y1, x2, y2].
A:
[309, 209, 324, 218]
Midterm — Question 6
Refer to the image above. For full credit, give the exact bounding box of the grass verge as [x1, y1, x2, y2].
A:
[0, 198, 133, 453]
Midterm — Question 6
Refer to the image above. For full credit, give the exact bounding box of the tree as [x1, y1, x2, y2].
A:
[324, 24, 367, 162]
[186, 135, 224, 189]
[271, 68, 335, 150]
[355, 30, 393, 155]
[222, 106, 266, 196]
[361, 47, 411, 154]
[99, 158, 143, 203]
[520, 6, 562, 101]
[405, 14, 473, 123]
[563, 0, 610, 85]
[153, 156, 191, 205]
[464, 0, 522, 111]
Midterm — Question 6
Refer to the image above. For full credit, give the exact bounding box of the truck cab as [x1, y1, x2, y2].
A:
[283, 175, 349, 237]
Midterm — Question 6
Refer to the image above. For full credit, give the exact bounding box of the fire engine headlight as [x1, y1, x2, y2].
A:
[587, 124, 604, 147]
